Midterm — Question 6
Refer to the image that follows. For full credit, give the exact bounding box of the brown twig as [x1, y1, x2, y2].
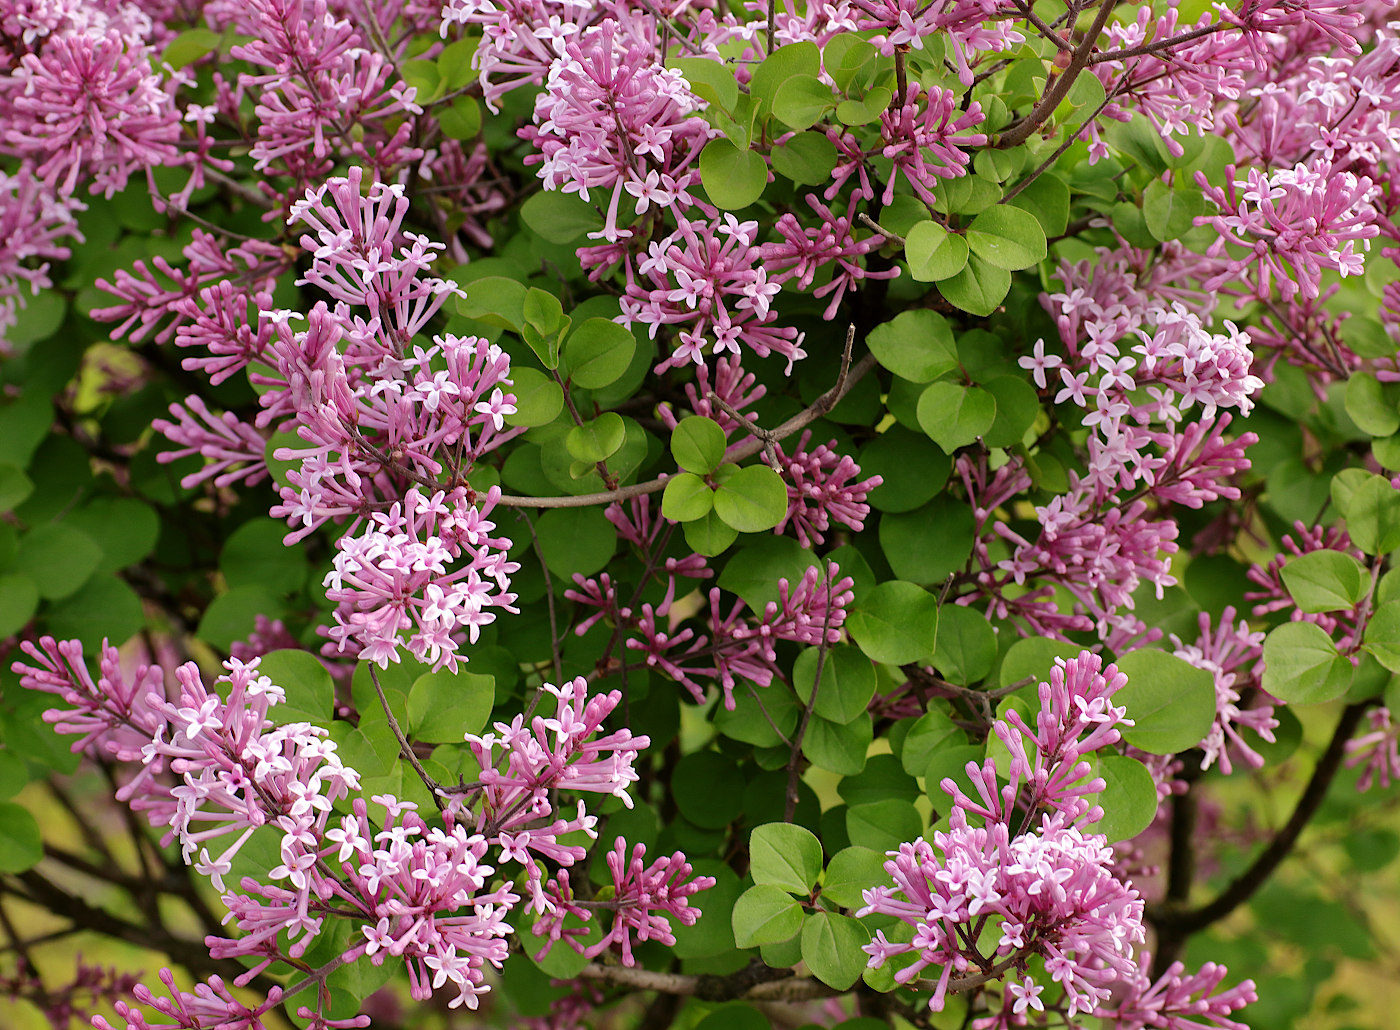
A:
[368, 665, 446, 810]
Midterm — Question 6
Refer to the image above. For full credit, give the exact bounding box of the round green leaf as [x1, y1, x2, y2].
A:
[565, 412, 626, 464]
[408, 668, 495, 743]
[821, 846, 886, 909]
[670, 416, 727, 474]
[965, 205, 1047, 270]
[1345, 372, 1400, 437]
[917, 382, 996, 453]
[0, 573, 39, 639]
[801, 911, 869, 990]
[1115, 649, 1218, 754]
[793, 644, 877, 724]
[683, 508, 739, 556]
[866, 309, 958, 383]
[0, 803, 42, 872]
[770, 131, 839, 185]
[0, 464, 34, 513]
[982, 375, 1040, 448]
[936, 254, 1011, 316]
[520, 190, 602, 244]
[505, 367, 565, 427]
[662, 472, 715, 522]
[221, 518, 307, 595]
[846, 580, 939, 666]
[564, 318, 636, 390]
[535, 506, 617, 579]
[672, 751, 744, 828]
[771, 73, 834, 130]
[197, 585, 283, 650]
[258, 650, 334, 726]
[898, 709, 967, 777]
[47, 575, 145, 650]
[700, 139, 768, 210]
[1262, 621, 1355, 705]
[905, 220, 969, 282]
[64, 498, 159, 576]
[1280, 550, 1369, 614]
[860, 426, 951, 513]
[932, 604, 997, 685]
[713, 464, 788, 533]
[750, 823, 822, 895]
[802, 712, 872, 775]
[1090, 755, 1158, 843]
[18, 524, 101, 600]
[732, 884, 804, 948]
[1347, 473, 1400, 554]
[1365, 600, 1400, 673]
[844, 799, 921, 854]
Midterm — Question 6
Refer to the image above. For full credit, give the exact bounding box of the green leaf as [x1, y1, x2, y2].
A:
[1091, 755, 1158, 842]
[839, 754, 918, 807]
[750, 823, 823, 895]
[1142, 179, 1206, 242]
[671, 416, 728, 474]
[750, 41, 821, 117]
[456, 276, 528, 332]
[1115, 649, 1218, 754]
[46, 575, 144, 650]
[673, 58, 739, 111]
[1280, 550, 1370, 614]
[713, 465, 788, 532]
[964, 205, 1047, 270]
[936, 253, 1011, 315]
[845, 799, 921, 853]
[221, 519, 307, 595]
[535, 506, 617, 580]
[1365, 600, 1400, 673]
[1007, 172, 1070, 236]
[803, 713, 872, 775]
[700, 139, 768, 210]
[770, 131, 839, 185]
[64, 498, 159, 576]
[437, 95, 482, 140]
[1345, 372, 1400, 437]
[520, 191, 601, 244]
[683, 508, 738, 556]
[982, 375, 1040, 448]
[820, 846, 886, 908]
[162, 27, 221, 69]
[0, 465, 34, 512]
[523, 287, 566, 335]
[824, 35, 878, 93]
[196, 585, 282, 651]
[408, 668, 495, 743]
[793, 644, 878, 724]
[1340, 316, 1396, 359]
[771, 73, 834, 130]
[861, 427, 951, 513]
[662, 472, 715, 522]
[258, 650, 334, 726]
[0, 751, 28, 801]
[835, 87, 892, 125]
[718, 536, 819, 610]
[801, 911, 869, 989]
[732, 885, 804, 948]
[0, 803, 42, 872]
[867, 309, 958, 384]
[0, 573, 38, 639]
[18, 524, 101, 600]
[673, 751, 745, 828]
[566, 412, 626, 464]
[399, 59, 443, 103]
[1347, 473, 1400, 554]
[905, 221, 970, 282]
[898, 710, 966, 777]
[846, 580, 939, 665]
[565, 318, 636, 390]
[932, 605, 996, 684]
[437, 36, 479, 89]
[917, 382, 996, 452]
[1262, 621, 1354, 705]
[505, 367, 564, 427]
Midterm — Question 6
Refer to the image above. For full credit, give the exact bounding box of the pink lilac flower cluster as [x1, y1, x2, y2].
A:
[13, 639, 705, 1025]
[1170, 607, 1278, 774]
[859, 653, 1256, 1027]
[568, 505, 854, 709]
[0, 164, 82, 353]
[966, 245, 1262, 645]
[1246, 521, 1366, 652]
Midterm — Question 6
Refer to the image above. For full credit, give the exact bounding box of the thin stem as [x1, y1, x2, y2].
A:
[518, 509, 565, 686]
[368, 665, 446, 810]
[494, 345, 876, 509]
[997, 0, 1120, 149]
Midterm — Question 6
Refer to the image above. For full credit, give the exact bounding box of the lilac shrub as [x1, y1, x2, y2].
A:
[1, 1, 1399, 1029]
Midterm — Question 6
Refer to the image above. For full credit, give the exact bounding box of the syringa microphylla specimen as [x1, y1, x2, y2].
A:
[7, 0, 1400, 1029]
